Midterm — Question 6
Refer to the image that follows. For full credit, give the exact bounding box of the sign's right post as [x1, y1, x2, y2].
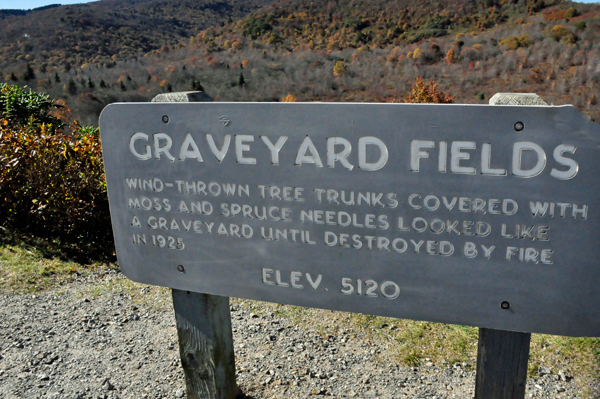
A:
[475, 328, 531, 398]
[474, 92, 548, 399]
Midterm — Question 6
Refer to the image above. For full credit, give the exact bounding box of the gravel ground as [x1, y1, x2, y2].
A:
[0, 269, 583, 398]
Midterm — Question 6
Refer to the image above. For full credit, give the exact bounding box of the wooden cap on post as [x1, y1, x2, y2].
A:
[152, 91, 213, 103]
[488, 93, 548, 106]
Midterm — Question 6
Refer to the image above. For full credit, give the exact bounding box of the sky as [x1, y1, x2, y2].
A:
[0, 0, 599, 9]
[0, 0, 98, 9]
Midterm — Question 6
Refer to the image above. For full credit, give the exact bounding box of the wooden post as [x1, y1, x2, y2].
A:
[474, 328, 531, 399]
[152, 92, 238, 399]
[474, 92, 548, 399]
[172, 290, 238, 399]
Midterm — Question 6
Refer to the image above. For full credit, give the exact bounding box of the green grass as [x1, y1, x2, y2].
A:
[0, 242, 92, 292]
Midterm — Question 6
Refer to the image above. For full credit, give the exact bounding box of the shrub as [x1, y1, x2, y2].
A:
[333, 61, 347, 76]
[499, 35, 531, 50]
[445, 48, 455, 64]
[282, 93, 297, 102]
[527, 0, 545, 15]
[0, 83, 63, 128]
[404, 77, 454, 104]
[0, 120, 112, 256]
[550, 25, 576, 43]
[0, 86, 112, 258]
[565, 7, 578, 19]
[575, 21, 586, 31]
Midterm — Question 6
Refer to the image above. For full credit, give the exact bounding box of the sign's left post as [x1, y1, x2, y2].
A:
[152, 92, 238, 399]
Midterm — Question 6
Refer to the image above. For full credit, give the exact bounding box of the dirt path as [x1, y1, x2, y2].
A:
[0, 269, 581, 398]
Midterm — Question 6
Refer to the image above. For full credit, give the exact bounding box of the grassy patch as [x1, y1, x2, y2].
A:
[0, 242, 96, 292]
[345, 315, 479, 367]
[0, 227, 116, 264]
[529, 334, 600, 398]
[70, 276, 173, 311]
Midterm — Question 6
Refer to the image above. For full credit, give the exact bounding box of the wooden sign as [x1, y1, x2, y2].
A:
[100, 102, 600, 337]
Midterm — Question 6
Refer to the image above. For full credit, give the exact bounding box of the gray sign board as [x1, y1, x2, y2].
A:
[100, 102, 600, 337]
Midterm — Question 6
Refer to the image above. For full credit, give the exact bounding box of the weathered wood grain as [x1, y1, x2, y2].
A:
[172, 290, 238, 399]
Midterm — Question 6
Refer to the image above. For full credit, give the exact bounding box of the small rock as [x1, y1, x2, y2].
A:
[558, 370, 567, 382]
[175, 389, 185, 398]
[538, 367, 552, 376]
[38, 374, 50, 381]
[102, 378, 115, 391]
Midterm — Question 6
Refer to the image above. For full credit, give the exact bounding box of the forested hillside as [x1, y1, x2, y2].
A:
[0, 0, 272, 69]
[1, 0, 599, 125]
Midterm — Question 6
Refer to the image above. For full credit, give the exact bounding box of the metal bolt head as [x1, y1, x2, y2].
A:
[177, 265, 185, 273]
[162, 115, 169, 124]
[501, 301, 510, 310]
[514, 121, 524, 132]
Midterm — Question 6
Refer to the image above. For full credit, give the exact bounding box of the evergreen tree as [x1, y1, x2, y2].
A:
[10, 72, 17, 81]
[191, 79, 204, 91]
[87, 77, 95, 89]
[120, 81, 127, 91]
[167, 83, 173, 92]
[54, 72, 60, 83]
[23, 64, 35, 81]
[238, 73, 245, 87]
[100, 79, 107, 88]
[67, 78, 77, 94]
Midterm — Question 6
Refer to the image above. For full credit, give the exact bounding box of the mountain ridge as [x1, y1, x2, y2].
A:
[0, 0, 273, 69]
[1, 0, 599, 126]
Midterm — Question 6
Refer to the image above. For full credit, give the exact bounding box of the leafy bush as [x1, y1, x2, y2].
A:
[565, 7, 578, 19]
[404, 77, 454, 104]
[499, 35, 531, 50]
[0, 85, 112, 259]
[333, 61, 347, 76]
[575, 21, 587, 31]
[550, 25, 576, 43]
[0, 83, 63, 128]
